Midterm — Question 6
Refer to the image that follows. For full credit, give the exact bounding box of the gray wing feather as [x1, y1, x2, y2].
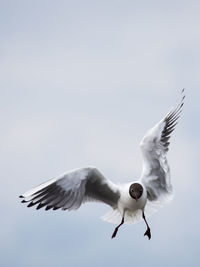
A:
[20, 167, 120, 211]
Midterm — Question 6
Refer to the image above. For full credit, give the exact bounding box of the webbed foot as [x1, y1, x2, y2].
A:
[144, 227, 151, 240]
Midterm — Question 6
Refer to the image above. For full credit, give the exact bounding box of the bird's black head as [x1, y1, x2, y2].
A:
[129, 183, 143, 200]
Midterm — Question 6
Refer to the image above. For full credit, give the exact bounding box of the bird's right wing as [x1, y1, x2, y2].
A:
[20, 167, 120, 211]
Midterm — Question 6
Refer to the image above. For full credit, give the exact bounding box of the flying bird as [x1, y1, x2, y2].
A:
[19, 90, 185, 240]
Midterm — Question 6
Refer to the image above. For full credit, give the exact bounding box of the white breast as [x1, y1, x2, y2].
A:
[118, 182, 147, 215]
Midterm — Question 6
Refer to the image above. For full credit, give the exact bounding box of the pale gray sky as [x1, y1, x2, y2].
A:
[1, 1, 200, 267]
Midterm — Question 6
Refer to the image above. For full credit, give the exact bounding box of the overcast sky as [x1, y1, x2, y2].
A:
[1, 1, 200, 267]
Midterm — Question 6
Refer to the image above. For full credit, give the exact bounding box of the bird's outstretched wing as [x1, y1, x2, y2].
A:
[20, 167, 120, 211]
[140, 90, 185, 214]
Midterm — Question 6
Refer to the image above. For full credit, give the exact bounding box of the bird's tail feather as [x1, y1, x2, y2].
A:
[101, 209, 143, 225]
[101, 209, 122, 224]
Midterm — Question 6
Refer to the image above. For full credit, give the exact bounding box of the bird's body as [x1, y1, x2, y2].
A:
[20, 90, 185, 239]
[117, 182, 147, 216]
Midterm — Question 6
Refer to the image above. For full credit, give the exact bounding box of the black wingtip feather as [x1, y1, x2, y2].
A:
[53, 206, 60, 210]
[160, 90, 185, 151]
[161, 136, 170, 143]
[19, 195, 24, 198]
[45, 205, 53, 211]
[27, 202, 36, 208]
[164, 141, 170, 148]
[36, 203, 46, 210]
[167, 117, 179, 128]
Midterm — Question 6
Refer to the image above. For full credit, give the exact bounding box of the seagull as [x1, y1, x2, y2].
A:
[19, 90, 185, 240]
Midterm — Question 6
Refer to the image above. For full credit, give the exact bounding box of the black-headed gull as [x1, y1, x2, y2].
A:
[20, 90, 185, 240]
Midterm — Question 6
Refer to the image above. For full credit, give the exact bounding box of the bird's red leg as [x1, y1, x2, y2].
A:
[142, 210, 151, 240]
[111, 216, 124, 239]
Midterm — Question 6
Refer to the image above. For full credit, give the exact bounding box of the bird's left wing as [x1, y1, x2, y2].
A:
[139, 91, 185, 215]
[20, 167, 120, 211]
